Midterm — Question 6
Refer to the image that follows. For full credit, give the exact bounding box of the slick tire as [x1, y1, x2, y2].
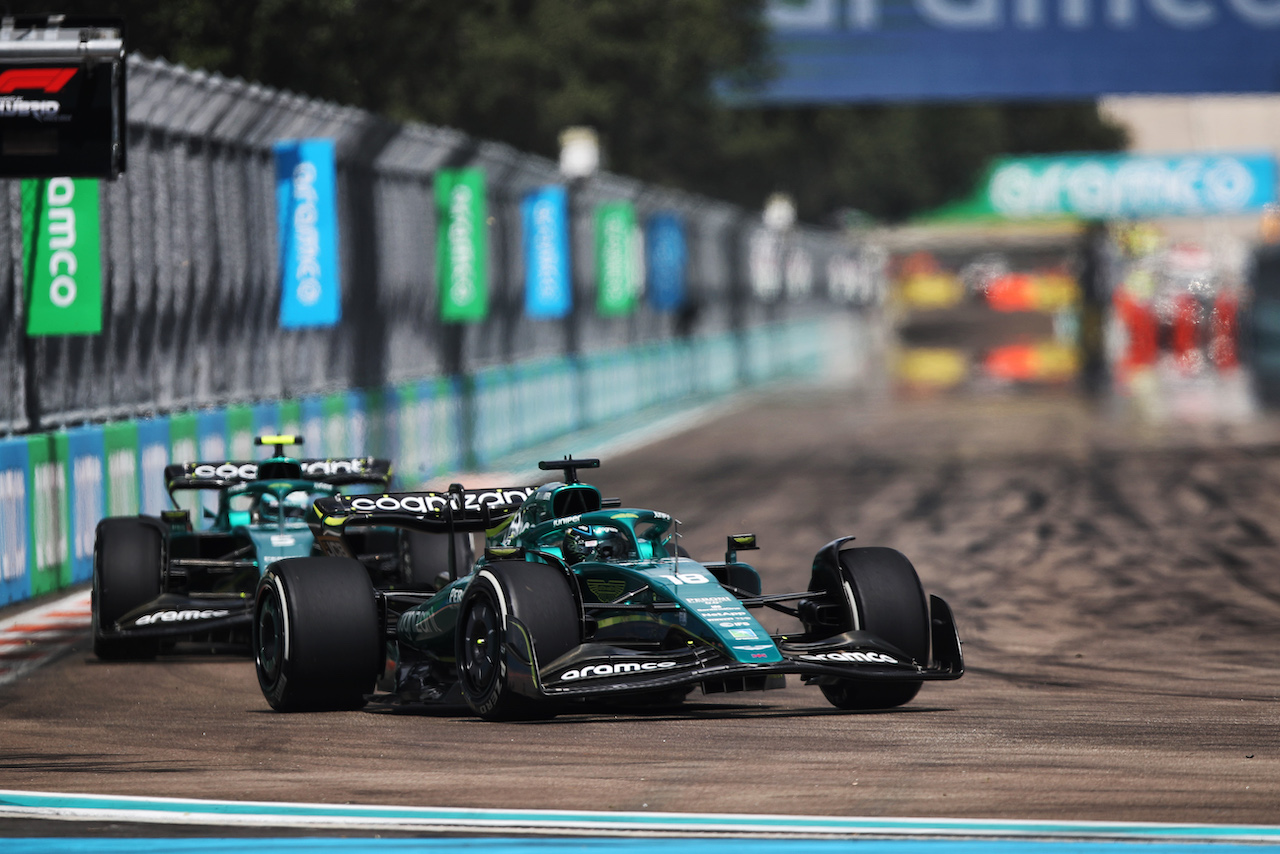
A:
[809, 546, 930, 710]
[254, 557, 381, 712]
[92, 517, 164, 661]
[399, 530, 473, 590]
[456, 561, 579, 721]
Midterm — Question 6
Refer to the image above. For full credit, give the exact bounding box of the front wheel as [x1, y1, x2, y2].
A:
[807, 545, 930, 710]
[93, 517, 164, 660]
[456, 561, 580, 721]
[254, 557, 381, 712]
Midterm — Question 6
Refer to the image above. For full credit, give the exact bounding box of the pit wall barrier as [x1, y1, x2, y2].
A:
[0, 318, 828, 608]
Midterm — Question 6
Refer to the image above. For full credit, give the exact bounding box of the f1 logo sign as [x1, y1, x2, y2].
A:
[0, 68, 76, 94]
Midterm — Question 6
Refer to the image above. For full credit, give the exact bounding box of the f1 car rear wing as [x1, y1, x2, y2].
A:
[311, 484, 537, 538]
[164, 458, 393, 493]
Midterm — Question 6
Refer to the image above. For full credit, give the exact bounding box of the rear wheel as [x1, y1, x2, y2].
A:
[807, 546, 929, 710]
[456, 561, 579, 721]
[93, 517, 163, 660]
[254, 557, 381, 711]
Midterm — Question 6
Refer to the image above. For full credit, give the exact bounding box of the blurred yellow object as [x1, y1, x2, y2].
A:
[896, 347, 969, 389]
[1115, 223, 1163, 258]
[983, 341, 1079, 382]
[1033, 273, 1080, 311]
[986, 271, 1079, 312]
[1261, 204, 1280, 244]
[898, 272, 964, 309]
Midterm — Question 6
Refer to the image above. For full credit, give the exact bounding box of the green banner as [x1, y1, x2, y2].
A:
[21, 177, 103, 335]
[436, 167, 488, 323]
[103, 421, 140, 517]
[278, 399, 303, 437]
[26, 434, 69, 594]
[227, 404, 254, 459]
[596, 201, 640, 317]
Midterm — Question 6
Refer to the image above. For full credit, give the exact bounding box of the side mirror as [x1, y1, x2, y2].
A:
[725, 533, 758, 564]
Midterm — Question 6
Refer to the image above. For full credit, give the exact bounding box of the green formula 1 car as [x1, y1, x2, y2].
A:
[253, 457, 963, 719]
[92, 436, 396, 659]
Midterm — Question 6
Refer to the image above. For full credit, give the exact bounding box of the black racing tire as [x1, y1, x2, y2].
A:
[455, 561, 580, 721]
[399, 530, 473, 590]
[254, 557, 382, 712]
[808, 546, 930, 710]
[92, 517, 164, 660]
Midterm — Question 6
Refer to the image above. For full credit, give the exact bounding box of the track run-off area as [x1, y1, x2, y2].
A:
[2, 375, 1280, 848]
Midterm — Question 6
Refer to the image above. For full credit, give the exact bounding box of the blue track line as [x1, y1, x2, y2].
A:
[1, 838, 1279, 854]
[2, 790, 1278, 847]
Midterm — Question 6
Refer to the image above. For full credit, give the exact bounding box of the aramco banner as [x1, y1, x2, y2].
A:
[522, 185, 572, 319]
[274, 139, 341, 328]
[968, 153, 1279, 220]
[646, 213, 687, 312]
[436, 167, 488, 323]
[21, 177, 102, 335]
[596, 201, 641, 317]
[754, 0, 1280, 102]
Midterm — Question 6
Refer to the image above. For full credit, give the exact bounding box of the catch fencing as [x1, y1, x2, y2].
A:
[0, 56, 884, 607]
[0, 55, 881, 435]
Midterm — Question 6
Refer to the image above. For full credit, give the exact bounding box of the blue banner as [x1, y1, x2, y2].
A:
[0, 437, 30, 606]
[754, 0, 1280, 102]
[194, 409, 228, 526]
[251, 402, 281, 445]
[137, 417, 170, 517]
[646, 213, 687, 312]
[274, 138, 341, 328]
[522, 186, 572, 319]
[300, 397, 325, 453]
[64, 426, 105, 584]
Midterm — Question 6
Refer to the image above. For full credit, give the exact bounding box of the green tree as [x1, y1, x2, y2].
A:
[5, 1, 1126, 222]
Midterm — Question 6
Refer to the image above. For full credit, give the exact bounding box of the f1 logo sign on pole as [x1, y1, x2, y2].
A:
[274, 139, 341, 328]
[21, 177, 102, 335]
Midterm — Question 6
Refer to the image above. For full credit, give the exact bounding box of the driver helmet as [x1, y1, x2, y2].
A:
[260, 491, 310, 522]
[563, 525, 630, 564]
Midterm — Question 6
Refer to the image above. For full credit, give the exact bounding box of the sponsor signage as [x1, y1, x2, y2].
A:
[595, 201, 641, 317]
[436, 167, 489, 322]
[0, 437, 31, 606]
[274, 138, 341, 328]
[753, 0, 1280, 102]
[21, 176, 102, 335]
[135, 608, 231, 626]
[344, 486, 534, 516]
[964, 153, 1279, 220]
[0, 15, 127, 180]
[522, 185, 572, 319]
[137, 417, 170, 516]
[645, 213, 687, 312]
[61, 426, 104, 584]
[559, 660, 679, 681]
[25, 434, 68, 594]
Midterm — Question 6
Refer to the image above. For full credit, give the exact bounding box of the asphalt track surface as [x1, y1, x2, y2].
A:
[2, 380, 1280, 835]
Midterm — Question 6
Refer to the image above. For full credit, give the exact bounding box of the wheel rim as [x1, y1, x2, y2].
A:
[257, 593, 284, 684]
[460, 594, 501, 695]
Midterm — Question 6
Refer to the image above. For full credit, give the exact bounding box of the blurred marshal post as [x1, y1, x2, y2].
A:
[558, 126, 599, 422]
